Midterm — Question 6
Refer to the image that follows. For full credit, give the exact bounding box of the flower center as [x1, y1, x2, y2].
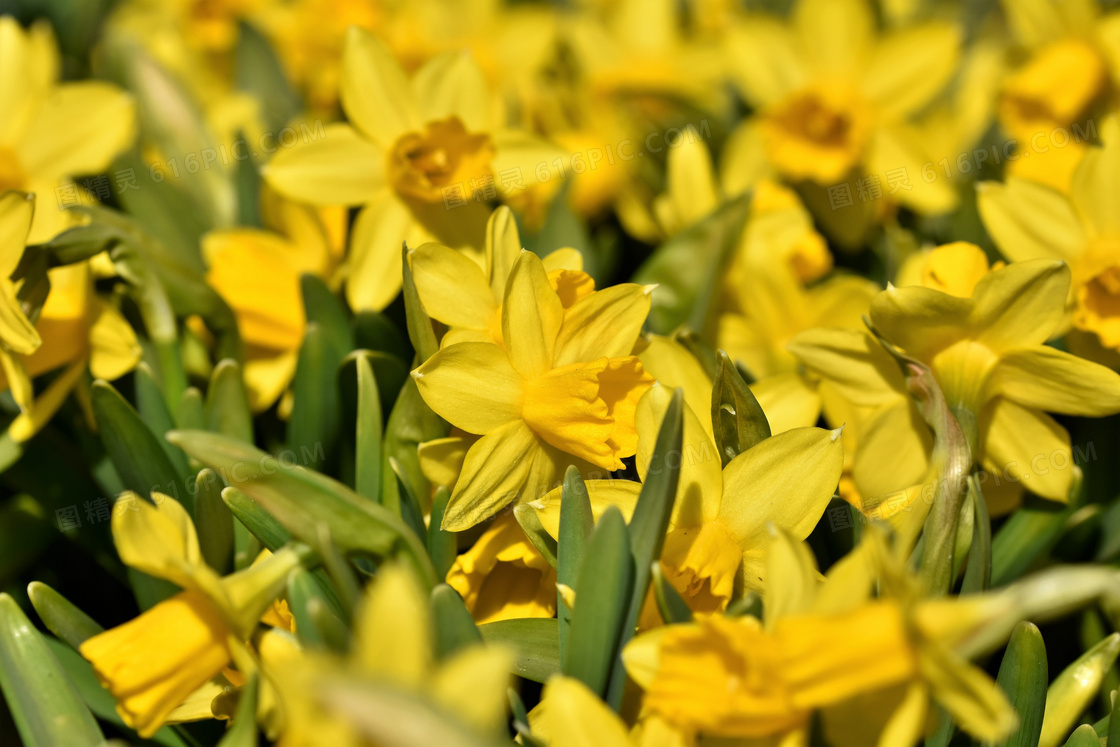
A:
[520, 356, 652, 472]
[761, 84, 869, 183]
[388, 117, 496, 204]
[0, 148, 26, 193]
[659, 522, 742, 616]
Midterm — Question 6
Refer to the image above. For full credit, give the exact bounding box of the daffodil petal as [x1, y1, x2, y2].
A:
[354, 564, 430, 686]
[502, 251, 562, 378]
[0, 191, 33, 279]
[409, 242, 497, 330]
[638, 334, 714, 439]
[340, 27, 419, 148]
[763, 526, 821, 625]
[969, 259, 1069, 350]
[485, 206, 521, 299]
[411, 52, 491, 132]
[554, 283, 651, 367]
[533, 676, 631, 747]
[724, 19, 805, 108]
[976, 178, 1085, 263]
[1070, 116, 1120, 237]
[750, 372, 821, 434]
[89, 299, 142, 381]
[443, 421, 539, 531]
[418, 436, 473, 490]
[346, 192, 421, 312]
[861, 24, 959, 120]
[980, 398, 1072, 504]
[988, 345, 1120, 416]
[17, 82, 134, 180]
[788, 327, 904, 408]
[0, 277, 41, 355]
[263, 123, 386, 206]
[851, 399, 931, 510]
[533, 479, 642, 538]
[112, 492, 203, 589]
[413, 342, 523, 435]
[868, 284, 973, 361]
[794, 0, 873, 77]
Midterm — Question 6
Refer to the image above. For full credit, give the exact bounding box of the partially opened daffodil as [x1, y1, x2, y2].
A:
[409, 205, 592, 348]
[80, 493, 304, 737]
[535, 382, 843, 617]
[413, 249, 654, 530]
[721, 0, 959, 228]
[204, 189, 345, 411]
[623, 527, 1019, 744]
[791, 258, 1120, 514]
[979, 117, 1120, 357]
[263, 26, 561, 311]
[0, 18, 136, 242]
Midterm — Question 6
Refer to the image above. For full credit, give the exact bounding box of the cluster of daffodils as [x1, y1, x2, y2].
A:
[7, 2, 1120, 746]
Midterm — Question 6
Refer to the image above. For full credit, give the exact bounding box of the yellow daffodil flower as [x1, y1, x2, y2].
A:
[0, 192, 43, 401]
[263, 26, 561, 312]
[623, 527, 1018, 744]
[204, 190, 344, 410]
[0, 18, 136, 242]
[895, 241, 1003, 298]
[266, 564, 513, 747]
[996, 0, 1120, 191]
[721, 0, 959, 221]
[409, 206, 592, 348]
[979, 116, 1120, 358]
[791, 258, 1120, 514]
[413, 250, 653, 530]
[445, 511, 556, 624]
[81, 494, 302, 736]
[534, 382, 843, 618]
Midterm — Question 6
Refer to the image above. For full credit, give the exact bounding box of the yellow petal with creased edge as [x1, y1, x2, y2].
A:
[112, 492, 203, 589]
[0, 191, 33, 279]
[788, 327, 903, 408]
[0, 277, 40, 355]
[8, 358, 85, 443]
[503, 251, 562, 378]
[17, 82, 135, 182]
[485, 205, 521, 299]
[917, 637, 1017, 743]
[445, 512, 556, 624]
[413, 342, 523, 436]
[262, 123, 386, 206]
[861, 23, 959, 121]
[533, 479, 642, 539]
[409, 242, 496, 331]
[969, 259, 1069, 350]
[750, 372, 821, 435]
[987, 345, 1120, 416]
[89, 300, 141, 381]
[431, 645, 513, 735]
[340, 27, 419, 148]
[976, 178, 1085, 264]
[718, 426, 843, 551]
[531, 676, 631, 747]
[444, 420, 540, 531]
[637, 334, 714, 440]
[635, 383, 722, 527]
[80, 589, 231, 738]
[868, 284, 973, 361]
[0, 347, 32, 411]
[850, 399, 931, 511]
[411, 51, 491, 134]
[980, 398, 1072, 503]
[763, 526, 821, 628]
[354, 564, 430, 687]
[554, 283, 652, 367]
[418, 435, 473, 490]
[346, 191, 422, 312]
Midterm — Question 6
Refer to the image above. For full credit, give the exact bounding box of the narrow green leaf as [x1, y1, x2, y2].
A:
[92, 380, 190, 512]
[430, 585, 482, 661]
[134, 362, 191, 477]
[711, 350, 771, 467]
[352, 310, 410, 363]
[233, 20, 301, 134]
[478, 618, 559, 684]
[195, 468, 234, 574]
[0, 496, 55, 582]
[221, 486, 293, 552]
[962, 474, 992, 594]
[354, 352, 382, 502]
[565, 506, 634, 697]
[403, 244, 439, 362]
[216, 672, 259, 747]
[1107, 681, 1120, 745]
[1040, 633, 1120, 747]
[605, 388, 683, 708]
[556, 466, 592, 667]
[302, 274, 354, 357]
[514, 504, 558, 569]
[1062, 724, 1102, 747]
[427, 487, 457, 582]
[170, 430, 438, 589]
[287, 323, 340, 463]
[0, 594, 104, 747]
[206, 359, 254, 443]
[315, 524, 360, 618]
[651, 562, 693, 625]
[381, 377, 447, 515]
[27, 582, 103, 650]
[389, 457, 429, 543]
[991, 622, 1047, 747]
[176, 387, 206, 431]
[288, 567, 349, 652]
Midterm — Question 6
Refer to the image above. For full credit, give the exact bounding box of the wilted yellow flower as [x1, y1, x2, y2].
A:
[413, 250, 653, 530]
[722, 0, 959, 218]
[791, 259, 1120, 513]
[263, 26, 560, 312]
[0, 18, 136, 242]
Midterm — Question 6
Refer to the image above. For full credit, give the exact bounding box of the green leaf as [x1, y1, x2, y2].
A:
[353, 352, 382, 502]
[478, 618, 559, 684]
[389, 457, 429, 544]
[427, 487, 457, 582]
[1040, 633, 1120, 747]
[402, 244, 439, 363]
[1062, 725, 1102, 747]
[287, 324, 341, 463]
[221, 486, 292, 552]
[134, 362, 192, 478]
[514, 503, 558, 569]
[430, 585, 482, 661]
[43, 223, 120, 266]
[961, 474, 991, 594]
[92, 380, 189, 512]
[381, 377, 447, 516]
[216, 672, 259, 747]
[352, 310, 410, 363]
[991, 622, 1047, 747]
[556, 466, 592, 667]
[0, 496, 55, 582]
[1107, 681, 1120, 745]
[314, 524, 360, 617]
[205, 359, 254, 444]
[605, 388, 683, 708]
[711, 350, 771, 467]
[565, 506, 634, 697]
[170, 430, 438, 589]
[302, 274, 354, 357]
[0, 594, 103, 747]
[195, 468, 234, 574]
[651, 561, 693, 625]
[233, 21, 301, 134]
[176, 386, 206, 431]
[991, 501, 1079, 588]
[287, 567, 349, 653]
[27, 582, 102, 650]
[633, 194, 750, 334]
